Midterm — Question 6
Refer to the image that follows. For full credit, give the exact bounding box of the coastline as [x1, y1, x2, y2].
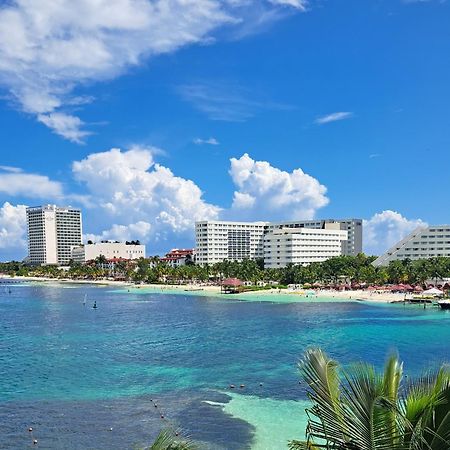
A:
[0, 274, 410, 303]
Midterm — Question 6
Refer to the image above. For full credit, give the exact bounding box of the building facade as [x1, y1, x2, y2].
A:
[265, 219, 362, 256]
[264, 225, 348, 268]
[195, 221, 267, 265]
[195, 218, 361, 267]
[71, 242, 146, 264]
[26, 205, 82, 266]
[160, 249, 195, 268]
[373, 225, 450, 266]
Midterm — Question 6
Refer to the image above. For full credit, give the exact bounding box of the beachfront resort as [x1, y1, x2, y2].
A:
[1, 204, 449, 306]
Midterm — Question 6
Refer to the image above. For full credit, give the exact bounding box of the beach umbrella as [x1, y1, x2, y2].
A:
[414, 285, 424, 292]
[221, 278, 243, 287]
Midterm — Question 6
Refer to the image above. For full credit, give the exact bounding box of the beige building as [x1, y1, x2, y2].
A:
[71, 242, 145, 263]
[26, 205, 82, 266]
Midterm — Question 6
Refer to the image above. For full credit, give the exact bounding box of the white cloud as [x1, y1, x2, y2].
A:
[270, 0, 308, 9]
[0, 202, 28, 258]
[0, 165, 23, 173]
[85, 221, 152, 244]
[363, 210, 427, 256]
[315, 111, 353, 125]
[72, 147, 221, 244]
[178, 82, 262, 121]
[0, 0, 305, 142]
[227, 153, 329, 221]
[0, 170, 63, 198]
[193, 137, 220, 145]
[37, 112, 91, 143]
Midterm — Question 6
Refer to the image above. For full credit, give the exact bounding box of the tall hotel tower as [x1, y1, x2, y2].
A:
[26, 205, 82, 266]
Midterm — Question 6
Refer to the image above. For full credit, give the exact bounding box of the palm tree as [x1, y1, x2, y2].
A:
[289, 348, 450, 450]
[142, 428, 196, 450]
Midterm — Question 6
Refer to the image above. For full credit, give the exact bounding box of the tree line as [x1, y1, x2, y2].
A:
[2, 254, 450, 286]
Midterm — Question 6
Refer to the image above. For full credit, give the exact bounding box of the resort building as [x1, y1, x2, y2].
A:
[195, 221, 267, 265]
[265, 219, 362, 256]
[160, 249, 196, 268]
[373, 225, 450, 266]
[264, 225, 348, 268]
[71, 241, 146, 264]
[26, 205, 83, 266]
[195, 218, 361, 267]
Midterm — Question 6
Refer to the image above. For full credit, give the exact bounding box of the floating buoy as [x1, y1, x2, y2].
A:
[229, 384, 235, 389]
[109, 427, 113, 431]
[259, 383, 263, 387]
[240, 384, 245, 388]
[160, 414, 165, 419]
[33, 439, 38, 445]
[154, 404, 158, 408]
[28, 427, 33, 432]
[175, 432, 179, 436]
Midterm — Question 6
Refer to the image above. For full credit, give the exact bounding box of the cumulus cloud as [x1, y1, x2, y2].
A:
[0, 168, 63, 198]
[0, 202, 28, 260]
[227, 153, 329, 221]
[363, 210, 427, 256]
[0, 0, 305, 142]
[72, 147, 221, 244]
[315, 111, 353, 125]
[85, 221, 152, 244]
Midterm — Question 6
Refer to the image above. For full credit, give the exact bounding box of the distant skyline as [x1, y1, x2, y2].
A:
[1, 0, 449, 261]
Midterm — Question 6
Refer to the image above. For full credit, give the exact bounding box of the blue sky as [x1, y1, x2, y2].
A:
[0, 0, 449, 261]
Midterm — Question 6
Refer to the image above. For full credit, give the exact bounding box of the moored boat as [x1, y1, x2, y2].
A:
[437, 300, 450, 310]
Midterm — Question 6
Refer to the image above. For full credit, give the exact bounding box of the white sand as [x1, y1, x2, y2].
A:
[1, 274, 408, 303]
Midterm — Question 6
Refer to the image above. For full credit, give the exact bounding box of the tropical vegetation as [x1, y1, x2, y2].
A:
[290, 348, 450, 450]
[2, 254, 450, 287]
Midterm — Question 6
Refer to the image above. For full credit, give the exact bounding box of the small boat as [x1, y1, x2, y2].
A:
[83, 294, 87, 306]
[437, 300, 450, 310]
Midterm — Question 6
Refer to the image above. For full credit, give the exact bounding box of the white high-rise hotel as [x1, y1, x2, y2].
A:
[195, 219, 362, 267]
[26, 205, 82, 266]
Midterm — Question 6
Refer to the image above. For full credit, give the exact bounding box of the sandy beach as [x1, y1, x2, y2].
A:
[0, 274, 411, 303]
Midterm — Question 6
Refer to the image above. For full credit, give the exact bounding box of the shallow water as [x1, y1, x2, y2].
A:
[0, 282, 449, 449]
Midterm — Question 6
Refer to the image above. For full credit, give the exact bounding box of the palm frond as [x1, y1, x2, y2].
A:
[146, 428, 196, 450]
[299, 348, 349, 445]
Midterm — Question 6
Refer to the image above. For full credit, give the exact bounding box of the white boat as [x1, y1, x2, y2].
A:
[437, 300, 450, 310]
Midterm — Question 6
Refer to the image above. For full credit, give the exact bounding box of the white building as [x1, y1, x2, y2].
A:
[195, 218, 361, 267]
[265, 219, 362, 256]
[373, 225, 450, 266]
[195, 221, 267, 265]
[71, 242, 146, 263]
[264, 225, 348, 268]
[26, 205, 82, 266]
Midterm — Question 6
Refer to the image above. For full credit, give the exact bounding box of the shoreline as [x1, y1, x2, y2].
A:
[0, 274, 412, 303]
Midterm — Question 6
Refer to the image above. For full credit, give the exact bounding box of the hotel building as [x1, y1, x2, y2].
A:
[71, 242, 146, 264]
[195, 221, 267, 265]
[265, 219, 362, 256]
[26, 205, 82, 266]
[195, 218, 362, 267]
[264, 225, 348, 268]
[373, 225, 450, 266]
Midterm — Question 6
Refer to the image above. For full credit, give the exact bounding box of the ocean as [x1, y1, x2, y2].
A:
[1, 282, 449, 449]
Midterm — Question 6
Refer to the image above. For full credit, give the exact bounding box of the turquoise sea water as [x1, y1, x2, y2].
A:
[1, 282, 450, 449]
